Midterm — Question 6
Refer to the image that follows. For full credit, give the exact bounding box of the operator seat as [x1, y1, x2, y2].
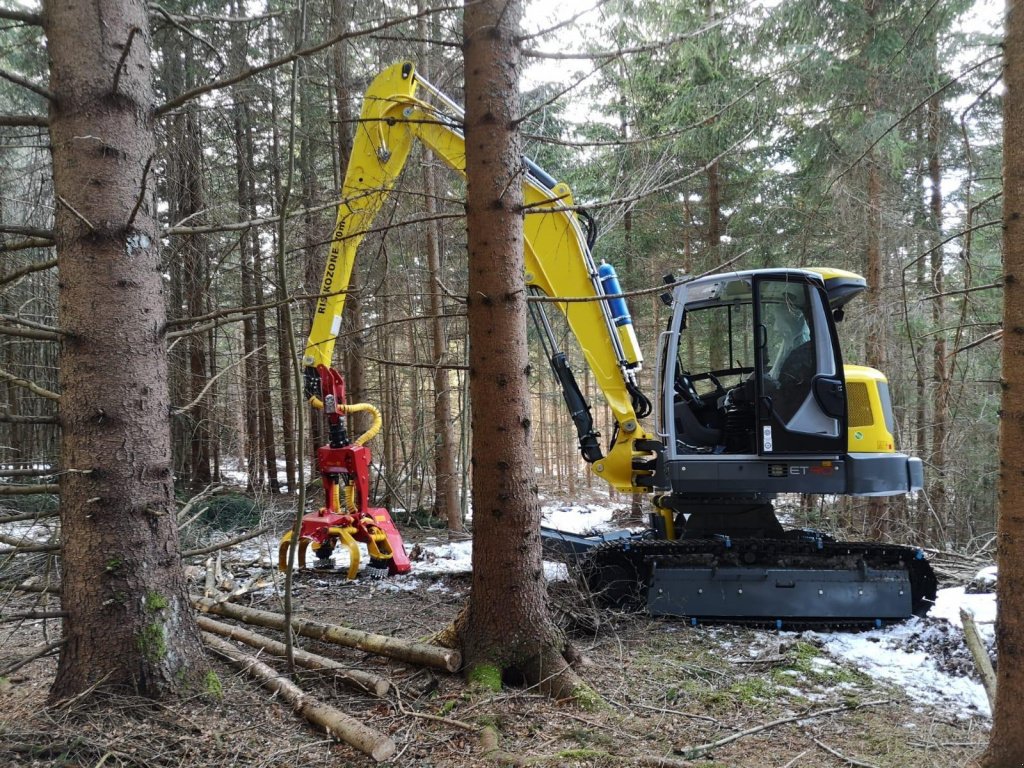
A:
[675, 399, 723, 451]
[769, 339, 816, 423]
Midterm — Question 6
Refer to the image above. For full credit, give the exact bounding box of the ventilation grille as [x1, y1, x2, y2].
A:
[846, 381, 874, 427]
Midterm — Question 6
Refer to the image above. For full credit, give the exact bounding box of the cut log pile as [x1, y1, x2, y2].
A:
[191, 595, 461, 761]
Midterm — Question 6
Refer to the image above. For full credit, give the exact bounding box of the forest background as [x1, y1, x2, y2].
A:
[0, 0, 1004, 552]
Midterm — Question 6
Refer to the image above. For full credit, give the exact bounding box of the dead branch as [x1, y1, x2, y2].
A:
[9, 578, 58, 594]
[0, 414, 57, 425]
[196, 615, 390, 696]
[0, 257, 57, 286]
[201, 633, 396, 761]
[810, 737, 881, 768]
[0, 484, 59, 496]
[193, 597, 461, 672]
[181, 523, 275, 558]
[960, 607, 996, 709]
[0, 324, 59, 341]
[675, 699, 892, 760]
[0, 610, 67, 623]
[156, 5, 458, 115]
[0, 114, 47, 127]
[0, 68, 53, 101]
[171, 345, 263, 415]
[0, 237, 53, 252]
[1, 639, 64, 676]
[0, 8, 42, 25]
[0, 367, 59, 401]
[176, 483, 225, 522]
[166, 312, 254, 340]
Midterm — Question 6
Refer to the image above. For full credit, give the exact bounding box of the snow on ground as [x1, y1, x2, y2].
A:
[8, 491, 996, 721]
[815, 586, 996, 719]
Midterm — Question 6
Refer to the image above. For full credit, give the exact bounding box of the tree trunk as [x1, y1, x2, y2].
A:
[927, 82, 948, 534]
[45, 0, 206, 698]
[458, 0, 584, 699]
[864, 0, 887, 539]
[984, 1, 1024, 761]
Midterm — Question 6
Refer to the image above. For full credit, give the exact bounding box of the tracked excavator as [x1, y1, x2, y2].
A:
[282, 60, 936, 625]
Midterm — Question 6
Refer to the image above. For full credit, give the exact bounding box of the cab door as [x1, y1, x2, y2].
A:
[753, 276, 847, 455]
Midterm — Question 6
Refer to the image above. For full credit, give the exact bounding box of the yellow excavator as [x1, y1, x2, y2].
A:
[286, 61, 936, 625]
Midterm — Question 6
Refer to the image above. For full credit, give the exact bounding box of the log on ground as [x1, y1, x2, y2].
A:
[192, 596, 461, 672]
[197, 614, 390, 696]
[202, 632, 396, 762]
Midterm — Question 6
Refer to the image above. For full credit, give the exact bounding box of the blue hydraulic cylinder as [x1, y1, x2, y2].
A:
[598, 261, 643, 368]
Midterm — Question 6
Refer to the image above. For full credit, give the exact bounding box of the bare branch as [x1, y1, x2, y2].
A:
[111, 27, 141, 95]
[0, 414, 58, 425]
[0, 484, 59, 497]
[0, 114, 47, 127]
[522, 16, 724, 60]
[156, 5, 458, 115]
[166, 313, 254, 341]
[0, 324, 58, 341]
[0, 237, 54, 253]
[172, 345, 263, 415]
[0, 313, 61, 335]
[0, 67, 53, 102]
[56, 195, 95, 231]
[126, 154, 153, 231]
[148, 4, 282, 24]
[0, 8, 42, 25]
[0, 224, 53, 239]
[181, 524, 275, 558]
[0, 367, 59, 401]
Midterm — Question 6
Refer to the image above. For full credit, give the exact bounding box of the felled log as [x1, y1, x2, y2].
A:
[960, 607, 996, 709]
[196, 615, 390, 696]
[193, 596, 460, 672]
[202, 633, 396, 762]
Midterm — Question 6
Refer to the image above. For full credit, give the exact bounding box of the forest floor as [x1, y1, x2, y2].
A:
[0, 495, 995, 768]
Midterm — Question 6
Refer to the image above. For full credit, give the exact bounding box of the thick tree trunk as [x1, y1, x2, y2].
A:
[458, 0, 583, 698]
[985, 1, 1024, 762]
[45, 0, 205, 698]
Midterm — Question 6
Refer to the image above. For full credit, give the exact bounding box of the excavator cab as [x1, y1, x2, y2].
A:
[668, 271, 846, 458]
[657, 268, 923, 500]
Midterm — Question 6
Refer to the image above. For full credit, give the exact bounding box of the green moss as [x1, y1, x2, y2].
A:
[104, 556, 123, 573]
[467, 663, 502, 692]
[556, 748, 608, 759]
[730, 676, 776, 704]
[137, 623, 167, 662]
[438, 699, 457, 716]
[203, 671, 223, 700]
[570, 683, 606, 712]
[144, 591, 168, 611]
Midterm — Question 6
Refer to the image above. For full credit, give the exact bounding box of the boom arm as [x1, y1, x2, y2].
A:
[307, 61, 657, 491]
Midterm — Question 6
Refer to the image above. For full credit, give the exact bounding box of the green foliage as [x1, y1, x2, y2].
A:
[196, 494, 260, 532]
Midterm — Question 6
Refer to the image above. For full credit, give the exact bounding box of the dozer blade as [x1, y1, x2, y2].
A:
[576, 535, 937, 628]
[647, 566, 911, 623]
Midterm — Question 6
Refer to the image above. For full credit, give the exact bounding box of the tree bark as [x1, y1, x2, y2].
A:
[985, 1, 1024, 761]
[458, 0, 584, 699]
[45, 0, 206, 698]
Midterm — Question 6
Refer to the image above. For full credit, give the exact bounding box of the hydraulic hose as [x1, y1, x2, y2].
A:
[339, 402, 383, 446]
